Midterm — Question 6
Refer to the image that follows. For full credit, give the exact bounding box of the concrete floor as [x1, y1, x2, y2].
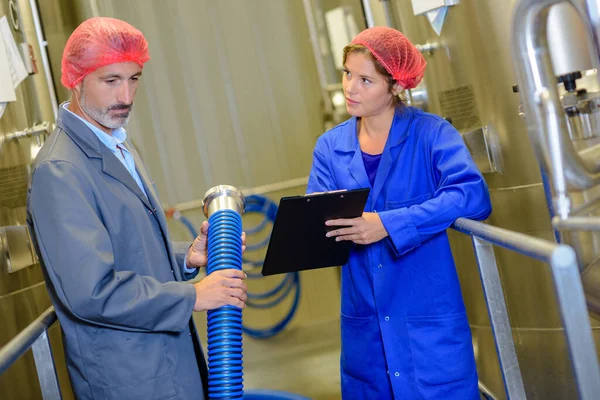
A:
[242, 320, 342, 399]
[241, 320, 492, 400]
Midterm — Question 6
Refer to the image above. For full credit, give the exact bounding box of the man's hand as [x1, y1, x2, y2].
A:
[186, 221, 247, 269]
[325, 212, 388, 245]
[193, 269, 248, 311]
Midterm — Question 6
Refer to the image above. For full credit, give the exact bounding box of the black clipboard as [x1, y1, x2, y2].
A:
[261, 188, 370, 276]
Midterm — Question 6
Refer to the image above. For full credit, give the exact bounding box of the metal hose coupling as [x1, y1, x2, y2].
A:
[202, 185, 246, 399]
[202, 185, 246, 218]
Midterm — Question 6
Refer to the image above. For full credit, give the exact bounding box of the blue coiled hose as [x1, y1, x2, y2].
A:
[206, 209, 244, 399]
[239, 195, 301, 338]
[172, 194, 301, 339]
[242, 273, 301, 339]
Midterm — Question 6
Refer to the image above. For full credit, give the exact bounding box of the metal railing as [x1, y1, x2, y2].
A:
[1, 217, 599, 400]
[0, 307, 62, 399]
[452, 218, 600, 400]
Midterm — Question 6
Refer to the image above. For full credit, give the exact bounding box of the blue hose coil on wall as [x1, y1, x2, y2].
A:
[206, 209, 244, 399]
[239, 195, 301, 339]
[175, 194, 301, 340]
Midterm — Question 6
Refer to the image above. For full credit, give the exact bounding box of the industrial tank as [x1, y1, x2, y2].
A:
[0, 0, 74, 398]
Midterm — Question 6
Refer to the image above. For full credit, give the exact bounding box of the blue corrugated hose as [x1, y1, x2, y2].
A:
[171, 197, 308, 399]
[171, 194, 301, 339]
[206, 209, 244, 399]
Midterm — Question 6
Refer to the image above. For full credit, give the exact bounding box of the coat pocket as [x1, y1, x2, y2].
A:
[406, 312, 476, 387]
[102, 372, 178, 400]
[92, 329, 176, 398]
[385, 192, 432, 210]
[340, 313, 377, 384]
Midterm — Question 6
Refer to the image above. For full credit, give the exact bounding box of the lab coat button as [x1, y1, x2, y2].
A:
[387, 370, 390, 375]
[384, 316, 390, 321]
[394, 372, 400, 377]
[378, 264, 382, 268]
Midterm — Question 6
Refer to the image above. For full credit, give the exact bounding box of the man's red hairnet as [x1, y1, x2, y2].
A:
[351, 26, 426, 90]
[61, 17, 150, 89]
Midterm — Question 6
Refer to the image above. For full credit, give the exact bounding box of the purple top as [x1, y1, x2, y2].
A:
[361, 151, 382, 187]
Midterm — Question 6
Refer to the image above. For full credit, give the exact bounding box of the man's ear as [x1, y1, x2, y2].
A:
[71, 83, 82, 103]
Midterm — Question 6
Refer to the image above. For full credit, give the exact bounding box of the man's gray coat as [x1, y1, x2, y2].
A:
[27, 106, 208, 400]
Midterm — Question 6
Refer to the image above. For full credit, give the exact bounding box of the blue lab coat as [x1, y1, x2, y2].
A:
[307, 107, 492, 399]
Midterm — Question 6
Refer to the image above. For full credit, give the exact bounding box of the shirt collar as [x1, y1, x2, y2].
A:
[62, 102, 128, 152]
[333, 106, 413, 154]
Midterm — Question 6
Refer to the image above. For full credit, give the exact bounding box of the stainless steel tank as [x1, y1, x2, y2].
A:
[365, 0, 600, 398]
[0, 1, 72, 398]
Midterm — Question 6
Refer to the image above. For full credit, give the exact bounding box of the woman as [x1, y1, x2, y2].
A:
[307, 26, 492, 399]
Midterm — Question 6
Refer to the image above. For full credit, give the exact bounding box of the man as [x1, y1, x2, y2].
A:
[26, 17, 247, 400]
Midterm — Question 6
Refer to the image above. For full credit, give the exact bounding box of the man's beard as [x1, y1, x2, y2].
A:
[80, 88, 133, 130]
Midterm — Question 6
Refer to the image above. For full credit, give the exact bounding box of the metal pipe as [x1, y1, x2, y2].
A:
[326, 83, 344, 92]
[0, 307, 56, 376]
[28, 0, 58, 120]
[512, 9, 600, 391]
[240, 176, 309, 197]
[548, 241, 600, 399]
[302, 0, 333, 115]
[361, 0, 375, 28]
[32, 331, 63, 399]
[454, 217, 600, 399]
[380, 0, 396, 29]
[553, 216, 600, 231]
[512, 0, 600, 194]
[569, 194, 600, 216]
[537, 88, 571, 218]
[577, 142, 600, 172]
[168, 176, 308, 213]
[0, 121, 53, 157]
[453, 218, 559, 261]
[89, 0, 100, 17]
[478, 381, 499, 400]
[415, 42, 440, 55]
[5, 121, 52, 141]
[471, 237, 526, 399]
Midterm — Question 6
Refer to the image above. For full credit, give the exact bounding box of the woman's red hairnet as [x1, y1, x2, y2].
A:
[351, 26, 426, 90]
[61, 17, 150, 89]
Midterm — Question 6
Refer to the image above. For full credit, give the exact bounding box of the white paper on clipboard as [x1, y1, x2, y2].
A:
[0, 16, 28, 90]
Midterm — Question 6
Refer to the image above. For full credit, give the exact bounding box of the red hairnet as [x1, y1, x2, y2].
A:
[351, 26, 426, 90]
[61, 17, 150, 89]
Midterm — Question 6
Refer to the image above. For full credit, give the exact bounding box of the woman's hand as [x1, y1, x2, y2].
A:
[325, 212, 388, 245]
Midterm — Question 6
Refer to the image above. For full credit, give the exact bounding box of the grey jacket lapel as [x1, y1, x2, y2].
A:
[100, 145, 154, 211]
[124, 141, 161, 216]
[58, 106, 154, 212]
[125, 141, 184, 282]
